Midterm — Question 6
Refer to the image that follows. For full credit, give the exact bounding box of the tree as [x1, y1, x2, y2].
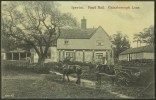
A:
[133, 25, 154, 46]
[2, 1, 78, 66]
[111, 32, 130, 58]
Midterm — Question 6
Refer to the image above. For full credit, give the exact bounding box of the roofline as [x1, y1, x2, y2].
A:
[59, 28, 98, 39]
[57, 49, 112, 51]
[90, 26, 111, 39]
[58, 26, 111, 39]
[120, 45, 154, 55]
[89, 26, 100, 38]
[120, 51, 154, 55]
[58, 37, 90, 39]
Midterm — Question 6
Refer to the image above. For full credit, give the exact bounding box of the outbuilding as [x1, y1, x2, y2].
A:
[119, 45, 154, 61]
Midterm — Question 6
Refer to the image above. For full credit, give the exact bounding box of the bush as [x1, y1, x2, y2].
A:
[118, 60, 154, 68]
[33, 65, 50, 74]
[2, 61, 50, 74]
[137, 67, 154, 86]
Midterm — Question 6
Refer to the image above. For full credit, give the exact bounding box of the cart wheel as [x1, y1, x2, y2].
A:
[115, 72, 131, 86]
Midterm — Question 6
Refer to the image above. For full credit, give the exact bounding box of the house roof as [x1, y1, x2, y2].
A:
[9, 49, 30, 53]
[120, 45, 154, 55]
[59, 26, 111, 39]
[59, 28, 97, 39]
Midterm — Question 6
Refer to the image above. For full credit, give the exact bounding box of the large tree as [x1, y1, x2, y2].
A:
[111, 32, 130, 58]
[2, 1, 78, 65]
[133, 25, 154, 46]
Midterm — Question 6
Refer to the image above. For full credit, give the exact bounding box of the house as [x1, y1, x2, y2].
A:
[119, 45, 154, 61]
[3, 17, 114, 64]
[57, 17, 114, 64]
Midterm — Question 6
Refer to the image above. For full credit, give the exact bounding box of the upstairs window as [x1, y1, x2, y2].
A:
[64, 40, 69, 45]
[96, 40, 104, 46]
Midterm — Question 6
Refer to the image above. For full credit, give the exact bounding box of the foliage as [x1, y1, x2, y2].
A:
[2, 61, 50, 74]
[138, 67, 154, 86]
[118, 60, 154, 67]
[133, 25, 154, 45]
[2, 1, 78, 64]
[111, 32, 130, 58]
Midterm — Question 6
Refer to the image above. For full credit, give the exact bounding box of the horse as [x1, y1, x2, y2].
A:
[60, 63, 82, 84]
[95, 64, 116, 85]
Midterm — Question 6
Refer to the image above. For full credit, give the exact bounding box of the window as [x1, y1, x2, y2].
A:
[64, 40, 69, 45]
[66, 52, 74, 59]
[96, 53, 103, 59]
[96, 40, 104, 46]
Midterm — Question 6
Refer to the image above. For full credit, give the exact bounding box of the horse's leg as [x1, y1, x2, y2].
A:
[76, 74, 80, 84]
[96, 73, 100, 85]
[67, 74, 70, 82]
[99, 75, 102, 85]
[62, 73, 65, 82]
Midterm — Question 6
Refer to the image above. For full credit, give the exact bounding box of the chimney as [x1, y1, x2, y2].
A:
[81, 16, 86, 29]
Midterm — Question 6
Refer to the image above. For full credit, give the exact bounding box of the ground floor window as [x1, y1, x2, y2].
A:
[96, 53, 103, 59]
[66, 52, 75, 60]
[6, 52, 31, 60]
[6, 53, 12, 60]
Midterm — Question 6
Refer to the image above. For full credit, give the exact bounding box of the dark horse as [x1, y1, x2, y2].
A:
[95, 64, 116, 85]
[61, 63, 82, 84]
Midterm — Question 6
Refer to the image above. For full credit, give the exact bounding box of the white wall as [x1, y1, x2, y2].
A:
[50, 47, 57, 62]
[33, 52, 39, 63]
[84, 51, 93, 62]
[143, 53, 154, 59]
[1, 53, 6, 60]
[119, 54, 128, 61]
[75, 51, 83, 62]
[119, 52, 154, 61]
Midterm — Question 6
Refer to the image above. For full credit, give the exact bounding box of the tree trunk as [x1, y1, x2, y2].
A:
[38, 56, 46, 67]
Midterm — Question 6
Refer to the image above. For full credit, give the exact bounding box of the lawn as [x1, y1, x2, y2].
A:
[1, 63, 155, 99]
[2, 70, 120, 99]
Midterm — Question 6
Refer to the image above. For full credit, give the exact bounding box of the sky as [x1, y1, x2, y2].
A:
[57, 1, 154, 48]
[2, 1, 154, 48]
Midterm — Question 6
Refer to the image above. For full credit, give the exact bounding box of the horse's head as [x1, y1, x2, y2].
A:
[95, 64, 101, 73]
[75, 65, 82, 75]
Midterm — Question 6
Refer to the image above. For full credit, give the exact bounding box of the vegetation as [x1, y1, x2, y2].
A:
[2, 1, 78, 65]
[111, 32, 130, 58]
[2, 61, 50, 74]
[133, 25, 154, 46]
[2, 60, 154, 99]
[2, 69, 120, 99]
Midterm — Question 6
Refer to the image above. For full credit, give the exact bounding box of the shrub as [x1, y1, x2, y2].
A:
[137, 67, 154, 86]
[33, 65, 50, 74]
[2, 61, 50, 74]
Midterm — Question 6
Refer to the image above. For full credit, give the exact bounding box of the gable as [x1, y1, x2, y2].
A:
[90, 26, 110, 39]
[91, 26, 112, 46]
[57, 26, 113, 50]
